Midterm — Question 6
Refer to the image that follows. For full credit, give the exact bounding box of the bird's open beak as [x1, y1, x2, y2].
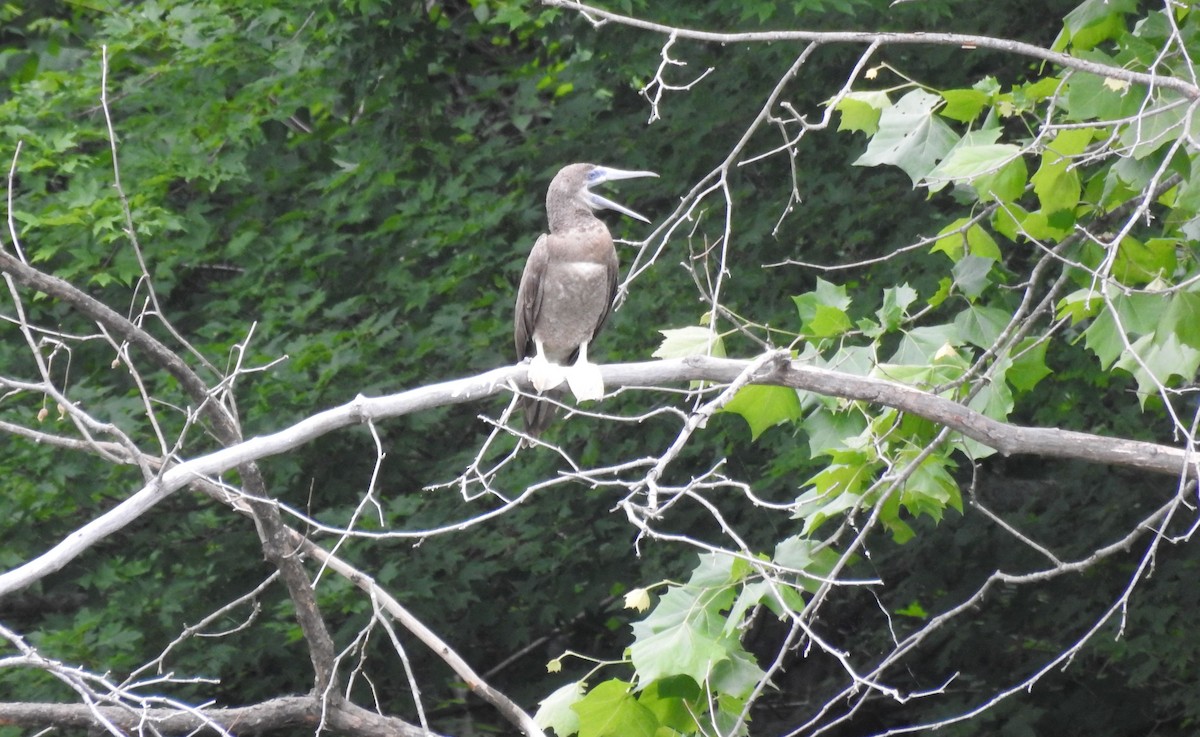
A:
[586, 166, 658, 223]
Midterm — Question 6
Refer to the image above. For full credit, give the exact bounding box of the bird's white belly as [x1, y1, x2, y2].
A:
[535, 261, 611, 361]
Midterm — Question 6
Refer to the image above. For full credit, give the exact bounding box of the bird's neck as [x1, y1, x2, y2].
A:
[548, 205, 604, 234]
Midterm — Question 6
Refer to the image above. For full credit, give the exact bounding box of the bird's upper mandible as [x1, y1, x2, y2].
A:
[545, 163, 658, 233]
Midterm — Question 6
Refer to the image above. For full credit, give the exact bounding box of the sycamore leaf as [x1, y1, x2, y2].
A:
[1064, 0, 1137, 50]
[953, 304, 1010, 349]
[932, 219, 1001, 262]
[709, 647, 766, 699]
[876, 284, 919, 331]
[1008, 338, 1052, 392]
[537, 681, 587, 737]
[637, 678, 701, 734]
[793, 278, 853, 338]
[1082, 307, 1125, 369]
[899, 451, 962, 521]
[951, 255, 996, 301]
[654, 325, 726, 359]
[967, 362, 1014, 422]
[832, 90, 890, 134]
[795, 486, 864, 536]
[973, 156, 1028, 203]
[854, 89, 959, 185]
[804, 409, 868, 458]
[573, 680, 658, 737]
[722, 384, 802, 440]
[628, 613, 731, 686]
[1115, 332, 1200, 406]
[1118, 95, 1191, 160]
[1031, 128, 1094, 214]
[889, 324, 960, 364]
[939, 88, 990, 123]
[928, 142, 1021, 183]
[1113, 236, 1176, 285]
[624, 588, 651, 612]
[1164, 290, 1200, 349]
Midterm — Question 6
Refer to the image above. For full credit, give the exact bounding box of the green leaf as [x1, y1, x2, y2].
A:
[709, 647, 766, 699]
[724, 581, 770, 637]
[879, 491, 916, 543]
[991, 201, 1025, 241]
[794, 485, 862, 536]
[1163, 290, 1200, 350]
[1114, 331, 1200, 403]
[773, 535, 842, 594]
[1031, 128, 1094, 215]
[927, 137, 1016, 184]
[951, 255, 997, 300]
[932, 219, 1001, 262]
[832, 90, 890, 134]
[722, 384, 802, 440]
[1018, 208, 1074, 242]
[803, 409, 868, 458]
[653, 326, 726, 359]
[637, 678, 701, 734]
[953, 304, 1010, 349]
[1064, 59, 1141, 122]
[967, 363, 1015, 421]
[1110, 290, 1168, 334]
[1118, 94, 1192, 160]
[1081, 289, 1167, 368]
[876, 284, 919, 331]
[973, 156, 1028, 203]
[854, 88, 960, 185]
[632, 574, 752, 694]
[687, 552, 745, 588]
[890, 324, 960, 364]
[928, 276, 954, 308]
[1008, 338, 1052, 392]
[899, 451, 962, 520]
[1063, 0, 1137, 50]
[1113, 236, 1177, 285]
[629, 606, 731, 686]
[874, 357, 968, 387]
[793, 278, 853, 337]
[939, 88, 990, 123]
[1082, 306, 1125, 369]
[811, 304, 853, 337]
[537, 681, 587, 737]
[573, 680, 659, 737]
[896, 601, 929, 619]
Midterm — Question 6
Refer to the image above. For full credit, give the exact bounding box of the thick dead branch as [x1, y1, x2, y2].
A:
[1, 352, 1194, 599]
[543, 0, 1200, 100]
[0, 696, 435, 737]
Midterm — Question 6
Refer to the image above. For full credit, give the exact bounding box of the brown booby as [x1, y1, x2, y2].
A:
[514, 163, 657, 435]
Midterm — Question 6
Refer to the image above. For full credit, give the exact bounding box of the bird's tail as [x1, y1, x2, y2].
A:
[522, 389, 564, 437]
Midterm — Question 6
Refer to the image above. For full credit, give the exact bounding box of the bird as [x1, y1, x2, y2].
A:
[514, 163, 657, 436]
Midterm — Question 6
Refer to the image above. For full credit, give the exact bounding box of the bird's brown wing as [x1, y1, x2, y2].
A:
[589, 237, 620, 345]
[514, 233, 562, 437]
[514, 233, 549, 361]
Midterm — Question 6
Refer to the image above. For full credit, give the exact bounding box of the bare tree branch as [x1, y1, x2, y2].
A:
[0, 696, 436, 737]
[543, 0, 1200, 100]
[2, 352, 1195, 599]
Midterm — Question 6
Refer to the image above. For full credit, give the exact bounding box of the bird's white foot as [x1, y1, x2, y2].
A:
[528, 353, 566, 393]
[567, 361, 605, 402]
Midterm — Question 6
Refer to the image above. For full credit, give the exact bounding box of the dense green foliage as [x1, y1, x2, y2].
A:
[2, 1, 1198, 736]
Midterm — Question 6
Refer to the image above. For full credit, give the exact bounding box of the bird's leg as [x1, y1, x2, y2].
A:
[527, 338, 566, 393]
[566, 340, 605, 402]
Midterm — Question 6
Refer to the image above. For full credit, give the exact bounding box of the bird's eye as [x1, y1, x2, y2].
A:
[586, 168, 603, 182]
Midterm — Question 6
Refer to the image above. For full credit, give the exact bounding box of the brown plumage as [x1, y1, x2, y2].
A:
[514, 163, 656, 436]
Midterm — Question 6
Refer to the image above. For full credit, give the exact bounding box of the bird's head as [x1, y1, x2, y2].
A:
[548, 163, 658, 228]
